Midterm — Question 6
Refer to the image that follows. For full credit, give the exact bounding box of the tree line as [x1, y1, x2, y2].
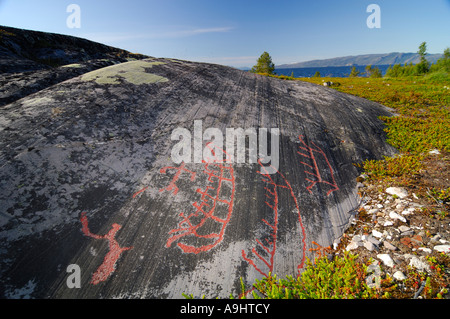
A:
[251, 42, 450, 79]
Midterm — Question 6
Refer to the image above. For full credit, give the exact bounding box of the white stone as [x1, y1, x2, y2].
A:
[403, 253, 414, 260]
[429, 149, 440, 155]
[389, 211, 407, 223]
[377, 204, 384, 209]
[367, 236, 380, 246]
[409, 256, 431, 273]
[346, 241, 360, 251]
[333, 238, 341, 250]
[377, 254, 395, 267]
[393, 271, 407, 281]
[372, 229, 383, 238]
[364, 241, 376, 251]
[399, 225, 411, 233]
[384, 221, 394, 227]
[386, 187, 408, 199]
[430, 234, 441, 242]
[418, 247, 432, 254]
[434, 245, 450, 254]
[401, 210, 412, 216]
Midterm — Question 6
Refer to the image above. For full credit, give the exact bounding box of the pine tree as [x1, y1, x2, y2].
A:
[365, 65, 382, 78]
[251, 52, 275, 75]
[416, 41, 430, 75]
[349, 66, 360, 77]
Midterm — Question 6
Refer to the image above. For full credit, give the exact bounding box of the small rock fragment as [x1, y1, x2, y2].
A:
[366, 261, 381, 288]
[434, 245, 450, 254]
[393, 271, 406, 281]
[409, 256, 431, 273]
[364, 241, 376, 251]
[383, 241, 398, 251]
[367, 235, 380, 246]
[418, 247, 432, 254]
[386, 187, 408, 199]
[430, 234, 441, 243]
[345, 241, 360, 251]
[372, 229, 383, 238]
[377, 253, 395, 267]
[389, 211, 407, 223]
[429, 149, 440, 155]
[400, 235, 423, 248]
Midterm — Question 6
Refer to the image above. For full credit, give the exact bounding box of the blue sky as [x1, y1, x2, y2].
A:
[0, 0, 449, 67]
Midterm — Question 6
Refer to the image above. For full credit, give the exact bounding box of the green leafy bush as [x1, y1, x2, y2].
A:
[249, 253, 376, 299]
[361, 154, 423, 180]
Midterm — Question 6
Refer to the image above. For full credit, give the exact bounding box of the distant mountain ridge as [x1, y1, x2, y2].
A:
[277, 52, 443, 69]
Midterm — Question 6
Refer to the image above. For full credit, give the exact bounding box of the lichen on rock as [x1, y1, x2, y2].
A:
[80, 59, 169, 85]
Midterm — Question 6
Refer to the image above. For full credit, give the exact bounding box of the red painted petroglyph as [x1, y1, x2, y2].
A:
[132, 186, 148, 199]
[309, 241, 333, 260]
[297, 135, 339, 196]
[242, 135, 340, 282]
[159, 162, 196, 196]
[242, 159, 307, 278]
[162, 143, 235, 254]
[80, 212, 133, 285]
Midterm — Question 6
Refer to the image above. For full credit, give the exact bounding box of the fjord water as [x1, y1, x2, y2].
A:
[276, 65, 391, 77]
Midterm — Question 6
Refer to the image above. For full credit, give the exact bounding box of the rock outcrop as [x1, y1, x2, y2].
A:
[0, 25, 148, 107]
[0, 27, 397, 298]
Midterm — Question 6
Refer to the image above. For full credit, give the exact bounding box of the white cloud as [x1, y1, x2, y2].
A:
[167, 27, 234, 37]
[80, 26, 234, 44]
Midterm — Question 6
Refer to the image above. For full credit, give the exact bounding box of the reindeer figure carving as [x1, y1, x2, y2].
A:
[80, 212, 133, 285]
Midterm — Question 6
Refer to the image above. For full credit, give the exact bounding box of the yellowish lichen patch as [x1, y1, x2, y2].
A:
[22, 97, 54, 107]
[61, 63, 83, 68]
[81, 60, 169, 85]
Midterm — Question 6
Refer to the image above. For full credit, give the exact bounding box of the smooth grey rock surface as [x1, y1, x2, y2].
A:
[0, 29, 397, 299]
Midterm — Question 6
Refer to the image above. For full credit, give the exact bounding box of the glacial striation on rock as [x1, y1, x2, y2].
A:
[0, 27, 397, 299]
